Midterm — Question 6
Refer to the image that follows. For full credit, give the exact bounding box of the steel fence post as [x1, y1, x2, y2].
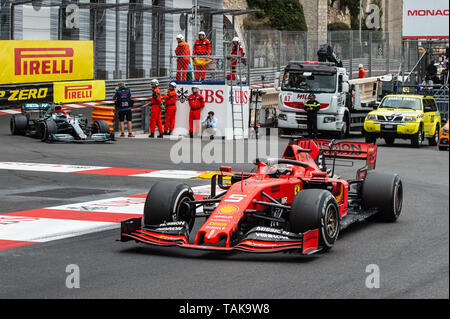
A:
[277, 31, 282, 73]
[349, 30, 353, 80]
[247, 30, 251, 86]
[369, 32, 373, 77]
[386, 32, 390, 74]
[304, 32, 308, 61]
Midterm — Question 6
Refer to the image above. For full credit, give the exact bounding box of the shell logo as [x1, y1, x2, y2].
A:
[219, 205, 238, 214]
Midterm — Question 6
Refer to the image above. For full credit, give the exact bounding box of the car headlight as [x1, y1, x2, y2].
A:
[366, 114, 377, 121]
[403, 116, 417, 122]
[278, 114, 287, 121]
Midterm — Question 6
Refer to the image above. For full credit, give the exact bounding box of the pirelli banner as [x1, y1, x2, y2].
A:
[0, 80, 105, 106]
[0, 40, 94, 85]
[53, 80, 105, 104]
[0, 83, 53, 105]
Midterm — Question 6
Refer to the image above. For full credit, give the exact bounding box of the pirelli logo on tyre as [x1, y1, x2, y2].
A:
[53, 80, 105, 104]
[0, 40, 94, 85]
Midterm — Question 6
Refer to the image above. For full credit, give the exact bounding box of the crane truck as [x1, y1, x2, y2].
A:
[276, 44, 378, 138]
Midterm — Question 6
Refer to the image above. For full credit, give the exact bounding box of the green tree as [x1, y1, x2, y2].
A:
[246, 0, 308, 31]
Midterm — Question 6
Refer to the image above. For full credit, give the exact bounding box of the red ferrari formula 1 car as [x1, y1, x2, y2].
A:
[121, 137, 403, 254]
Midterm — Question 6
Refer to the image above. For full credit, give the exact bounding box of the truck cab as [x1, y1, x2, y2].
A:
[277, 61, 351, 137]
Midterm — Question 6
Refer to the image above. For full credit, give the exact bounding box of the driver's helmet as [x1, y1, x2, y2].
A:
[266, 165, 293, 177]
[52, 112, 67, 121]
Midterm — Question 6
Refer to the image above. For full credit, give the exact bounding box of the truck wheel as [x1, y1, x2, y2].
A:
[290, 189, 340, 252]
[10, 115, 28, 135]
[143, 181, 196, 231]
[411, 125, 424, 148]
[361, 171, 403, 222]
[428, 125, 440, 146]
[92, 120, 110, 134]
[40, 118, 57, 142]
[337, 115, 350, 139]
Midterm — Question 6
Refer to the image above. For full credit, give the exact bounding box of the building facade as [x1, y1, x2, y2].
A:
[0, 0, 224, 80]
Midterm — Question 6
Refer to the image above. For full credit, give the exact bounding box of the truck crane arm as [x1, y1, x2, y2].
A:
[317, 44, 343, 68]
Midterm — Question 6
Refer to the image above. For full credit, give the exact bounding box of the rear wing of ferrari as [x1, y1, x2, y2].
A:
[296, 139, 377, 170]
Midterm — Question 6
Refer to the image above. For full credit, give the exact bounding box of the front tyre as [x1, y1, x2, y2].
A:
[290, 189, 340, 252]
[40, 118, 57, 141]
[92, 120, 110, 134]
[143, 181, 196, 231]
[361, 171, 403, 222]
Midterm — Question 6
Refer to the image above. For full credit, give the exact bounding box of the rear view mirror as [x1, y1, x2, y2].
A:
[342, 83, 349, 93]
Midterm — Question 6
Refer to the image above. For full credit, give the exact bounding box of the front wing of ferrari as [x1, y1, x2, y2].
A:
[120, 218, 321, 255]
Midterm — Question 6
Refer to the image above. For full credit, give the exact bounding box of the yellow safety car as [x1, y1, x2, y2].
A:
[363, 95, 441, 147]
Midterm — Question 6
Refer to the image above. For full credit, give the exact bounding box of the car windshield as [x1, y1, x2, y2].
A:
[282, 71, 337, 93]
[380, 97, 422, 110]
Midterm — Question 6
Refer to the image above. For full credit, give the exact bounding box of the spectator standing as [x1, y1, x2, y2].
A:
[193, 31, 211, 81]
[163, 82, 178, 135]
[229, 37, 246, 81]
[113, 82, 135, 138]
[358, 64, 366, 79]
[149, 79, 164, 138]
[188, 86, 205, 138]
[426, 60, 438, 77]
[175, 34, 190, 82]
[304, 93, 321, 138]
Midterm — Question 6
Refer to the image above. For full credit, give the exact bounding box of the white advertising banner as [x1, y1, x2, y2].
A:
[173, 84, 250, 139]
[403, 0, 449, 39]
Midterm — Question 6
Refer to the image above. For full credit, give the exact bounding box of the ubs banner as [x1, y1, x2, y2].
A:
[0, 83, 53, 106]
[0, 40, 94, 85]
[173, 84, 250, 139]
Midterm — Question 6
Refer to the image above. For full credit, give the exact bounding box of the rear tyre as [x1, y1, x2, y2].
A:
[361, 171, 403, 222]
[143, 181, 195, 231]
[290, 189, 340, 252]
[40, 118, 57, 142]
[92, 120, 110, 134]
[428, 125, 439, 146]
[10, 114, 28, 135]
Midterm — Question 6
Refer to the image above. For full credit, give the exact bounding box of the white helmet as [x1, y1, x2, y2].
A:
[359, 64, 364, 68]
[199, 31, 206, 37]
[176, 34, 184, 40]
[169, 82, 177, 88]
[151, 79, 159, 86]
[232, 37, 240, 43]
